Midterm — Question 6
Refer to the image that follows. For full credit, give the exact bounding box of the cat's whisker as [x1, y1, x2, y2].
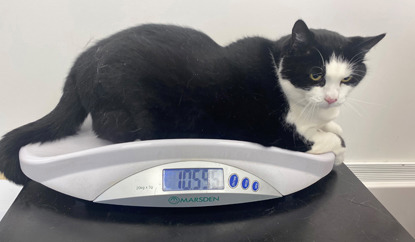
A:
[306, 103, 315, 123]
[304, 104, 313, 123]
[311, 66, 324, 72]
[347, 97, 384, 108]
[352, 71, 367, 76]
[352, 69, 367, 73]
[350, 58, 365, 68]
[295, 99, 318, 124]
[313, 47, 326, 67]
[351, 73, 366, 78]
[303, 101, 317, 124]
[310, 102, 318, 121]
[297, 101, 313, 122]
[344, 101, 363, 117]
[352, 73, 366, 77]
[349, 51, 367, 64]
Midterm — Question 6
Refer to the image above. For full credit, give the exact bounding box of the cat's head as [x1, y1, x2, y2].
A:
[277, 20, 385, 109]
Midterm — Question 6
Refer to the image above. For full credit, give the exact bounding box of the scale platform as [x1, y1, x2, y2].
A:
[19, 120, 335, 207]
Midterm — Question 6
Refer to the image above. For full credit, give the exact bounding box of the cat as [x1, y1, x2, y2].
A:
[0, 20, 385, 185]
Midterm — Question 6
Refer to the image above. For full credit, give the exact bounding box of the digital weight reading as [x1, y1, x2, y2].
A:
[163, 168, 224, 191]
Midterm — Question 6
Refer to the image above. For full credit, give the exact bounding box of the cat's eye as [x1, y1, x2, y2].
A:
[309, 73, 323, 81]
[342, 76, 353, 82]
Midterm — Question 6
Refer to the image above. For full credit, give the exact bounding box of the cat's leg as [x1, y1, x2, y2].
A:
[130, 109, 160, 140]
[91, 109, 140, 143]
[321, 121, 343, 136]
[304, 128, 346, 165]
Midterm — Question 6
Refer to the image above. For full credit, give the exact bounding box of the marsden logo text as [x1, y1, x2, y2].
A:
[168, 196, 220, 205]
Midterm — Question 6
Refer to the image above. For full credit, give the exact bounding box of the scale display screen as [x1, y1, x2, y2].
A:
[163, 168, 224, 191]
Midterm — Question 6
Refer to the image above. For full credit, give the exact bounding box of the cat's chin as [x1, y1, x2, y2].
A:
[316, 106, 341, 123]
[321, 102, 343, 109]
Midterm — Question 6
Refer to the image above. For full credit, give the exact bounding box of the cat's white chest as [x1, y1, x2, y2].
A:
[285, 102, 345, 165]
[285, 102, 340, 131]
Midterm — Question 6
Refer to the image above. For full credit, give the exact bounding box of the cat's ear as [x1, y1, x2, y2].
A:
[349, 34, 386, 54]
[291, 20, 314, 50]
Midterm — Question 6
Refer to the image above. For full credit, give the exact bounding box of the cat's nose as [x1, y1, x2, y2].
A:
[324, 97, 337, 104]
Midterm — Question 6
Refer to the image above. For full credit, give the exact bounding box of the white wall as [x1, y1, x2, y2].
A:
[1, 0, 414, 163]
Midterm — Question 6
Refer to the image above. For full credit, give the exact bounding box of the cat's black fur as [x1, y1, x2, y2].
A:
[0, 20, 385, 184]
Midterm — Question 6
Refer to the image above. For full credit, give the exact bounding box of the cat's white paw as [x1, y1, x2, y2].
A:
[321, 121, 343, 136]
[334, 149, 345, 165]
[306, 130, 345, 165]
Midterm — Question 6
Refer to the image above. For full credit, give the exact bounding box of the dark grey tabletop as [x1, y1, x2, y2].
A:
[0, 164, 413, 242]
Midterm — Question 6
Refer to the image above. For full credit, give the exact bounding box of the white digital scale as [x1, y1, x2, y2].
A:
[19, 120, 335, 207]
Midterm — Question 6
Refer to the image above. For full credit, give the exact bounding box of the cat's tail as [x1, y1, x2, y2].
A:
[0, 76, 88, 185]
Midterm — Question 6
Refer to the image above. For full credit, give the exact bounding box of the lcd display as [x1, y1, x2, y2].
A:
[163, 168, 224, 191]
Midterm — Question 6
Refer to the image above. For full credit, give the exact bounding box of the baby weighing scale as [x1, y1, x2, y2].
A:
[19, 119, 335, 207]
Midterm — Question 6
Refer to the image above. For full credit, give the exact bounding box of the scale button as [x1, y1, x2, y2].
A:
[229, 174, 239, 188]
[242, 178, 250, 190]
[252, 181, 259, 192]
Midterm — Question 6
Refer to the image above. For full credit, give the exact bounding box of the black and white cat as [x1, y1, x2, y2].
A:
[0, 20, 384, 185]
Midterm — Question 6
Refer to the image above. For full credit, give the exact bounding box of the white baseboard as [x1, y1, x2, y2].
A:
[345, 160, 415, 187]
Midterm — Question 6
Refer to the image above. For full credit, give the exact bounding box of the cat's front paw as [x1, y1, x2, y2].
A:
[334, 149, 345, 165]
[307, 130, 346, 165]
[321, 121, 343, 136]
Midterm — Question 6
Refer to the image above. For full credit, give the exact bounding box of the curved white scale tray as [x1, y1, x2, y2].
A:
[19, 120, 335, 207]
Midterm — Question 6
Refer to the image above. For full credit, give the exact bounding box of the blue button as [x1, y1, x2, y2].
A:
[242, 178, 250, 190]
[229, 174, 239, 188]
[252, 181, 259, 192]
